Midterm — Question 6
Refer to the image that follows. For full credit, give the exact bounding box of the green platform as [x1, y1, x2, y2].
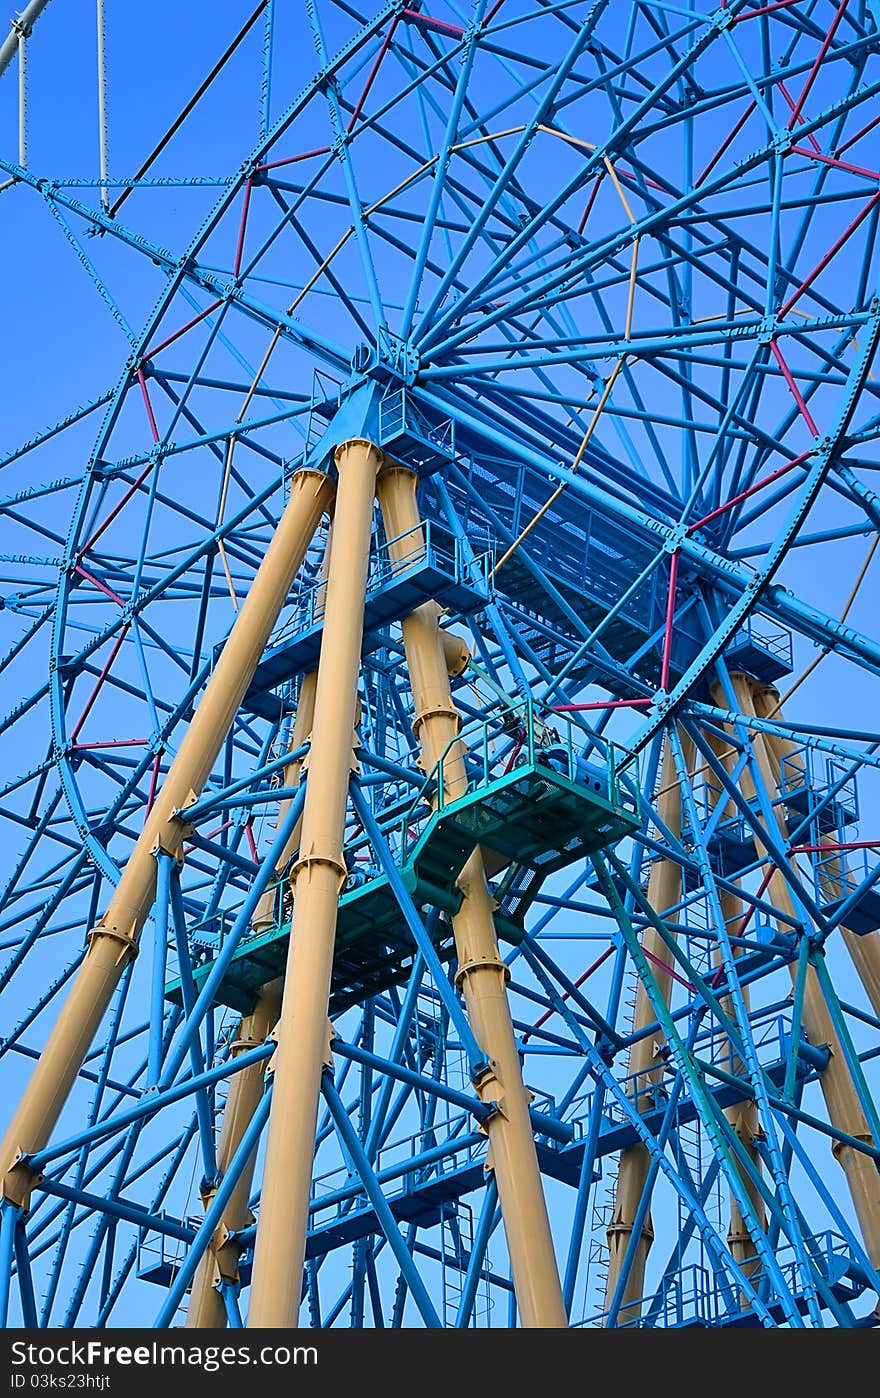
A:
[167, 749, 640, 1016]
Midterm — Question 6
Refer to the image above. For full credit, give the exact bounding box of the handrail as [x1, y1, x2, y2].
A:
[400, 695, 640, 859]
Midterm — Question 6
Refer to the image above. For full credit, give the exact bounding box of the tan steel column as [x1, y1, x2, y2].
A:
[248, 438, 382, 1328]
[726, 674, 880, 1268]
[188, 525, 336, 1325]
[604, 738, 685, 1321]
[376, 464, 566, 1329]
[186, 981, 282, 1327]
[250, 670, 318, 934]
[0, 468, 334, 1210]
[703, 728, 765, 1288]
[752, 684, 880, 1021]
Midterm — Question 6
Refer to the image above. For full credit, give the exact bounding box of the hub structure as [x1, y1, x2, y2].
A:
[0, 0, 879, 1329]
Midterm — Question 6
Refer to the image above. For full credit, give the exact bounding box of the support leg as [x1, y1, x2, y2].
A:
[752, 683, 880, 1020]
[248, 439, 382, 1328]
[376, 464, 566, 1329]
[727, 673, 880, 1268]
[185, 982, 282, 1328]
[604, 737, 684, 1322]
[0, 469, 333, 1210]
[187, 572, 327, 1327]
[704, 727, 766, 1294]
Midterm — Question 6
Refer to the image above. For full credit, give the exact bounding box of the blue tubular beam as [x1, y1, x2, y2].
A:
[333, 1038, 490, 1122]
[155, 1089, 273, 1327]
[695, 1056, 880, 1164]
[222, 1280, 244, 1328]
[31, 1042, 272, 1171]
[0, 1203, 19, 1326]
[593, 853, 805, 1326]
[667, 723, 826, 1316]
[36, 1179, 194, 1244]
[362, 950, 428, 1163]
[422, 379, 880, 687]
[158, 783, 306, 1088]
[96, 1120, 199, 1327]
[349, 780, 489, 1077]
[13, 1215, 37, 1327]
[772, 1111, 880, 1298]
[685, 720, 826, 929]
[168, 869, 218, 1186]
[605, 1060, 689, 1328]
[562, 1075, 606, 1313]
[810, 952, 880, 1150]
[320, 1074, 441, 1328]
[399, 6, 487, 339]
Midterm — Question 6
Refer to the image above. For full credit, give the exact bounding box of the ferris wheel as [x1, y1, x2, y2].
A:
[1, 0, 879, 1329]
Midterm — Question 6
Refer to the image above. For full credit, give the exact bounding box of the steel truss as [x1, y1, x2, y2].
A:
[0, 0, 879, 1329]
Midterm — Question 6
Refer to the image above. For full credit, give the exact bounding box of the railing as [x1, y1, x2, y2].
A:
[268, 518, 491, 650]
[780, 747, 859, 829]
[698, 1003, 790, 1079]
[417, 696, 640, 818]
[729, 612, 794, 669]
[309, 1110, 483, 1225]
[584, 1228, 859, 1328]
[378, 383, 456, 463]
[136, 1215, 202, 1280]
[813, 842, 880, 914]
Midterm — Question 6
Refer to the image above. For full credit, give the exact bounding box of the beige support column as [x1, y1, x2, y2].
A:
[703, 731, 765, 1288]
[250, 670, 318, 934]
[248, 438, 382, 1328]
[752, 684, 880, 1021]
[0, 468, 334, 1210]
[376, 464, 566, 1329]
[724, 674, 880, 1268]
[186, 981, 282, 1327]
[188, 525, 337, 1325]
[604, 738, 685, 1322]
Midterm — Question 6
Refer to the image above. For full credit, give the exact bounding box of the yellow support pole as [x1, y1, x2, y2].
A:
[250, 518, 332, 935]
[185, 981, 282, 1327]
[250, 670, 318, 935]
[187, 546, 332, 1329]
[376, 464, 566, 1329]
[752, 684, 880, 1021]
[248, 438, 382, 1328]
[724, 673, 880, 1268]
[604, 737, 686, 1322]
[703, 732, 765, 1291]
[0, 468, 334, 1210]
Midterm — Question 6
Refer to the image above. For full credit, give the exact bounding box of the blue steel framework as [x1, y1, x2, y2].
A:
[0, 0, 879, 1328]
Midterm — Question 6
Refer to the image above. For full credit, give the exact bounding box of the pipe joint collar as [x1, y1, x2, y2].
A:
[412, 704, 461, 738]
[831, 1130, 875, 1162]
[290, 853, 347, 888]
[455, 955, 510, 989]
[86, 919, 140, 965]
[333, 438, 384, 472]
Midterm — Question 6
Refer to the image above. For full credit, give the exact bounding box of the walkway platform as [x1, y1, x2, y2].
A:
[167, 705, 641, 1015]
